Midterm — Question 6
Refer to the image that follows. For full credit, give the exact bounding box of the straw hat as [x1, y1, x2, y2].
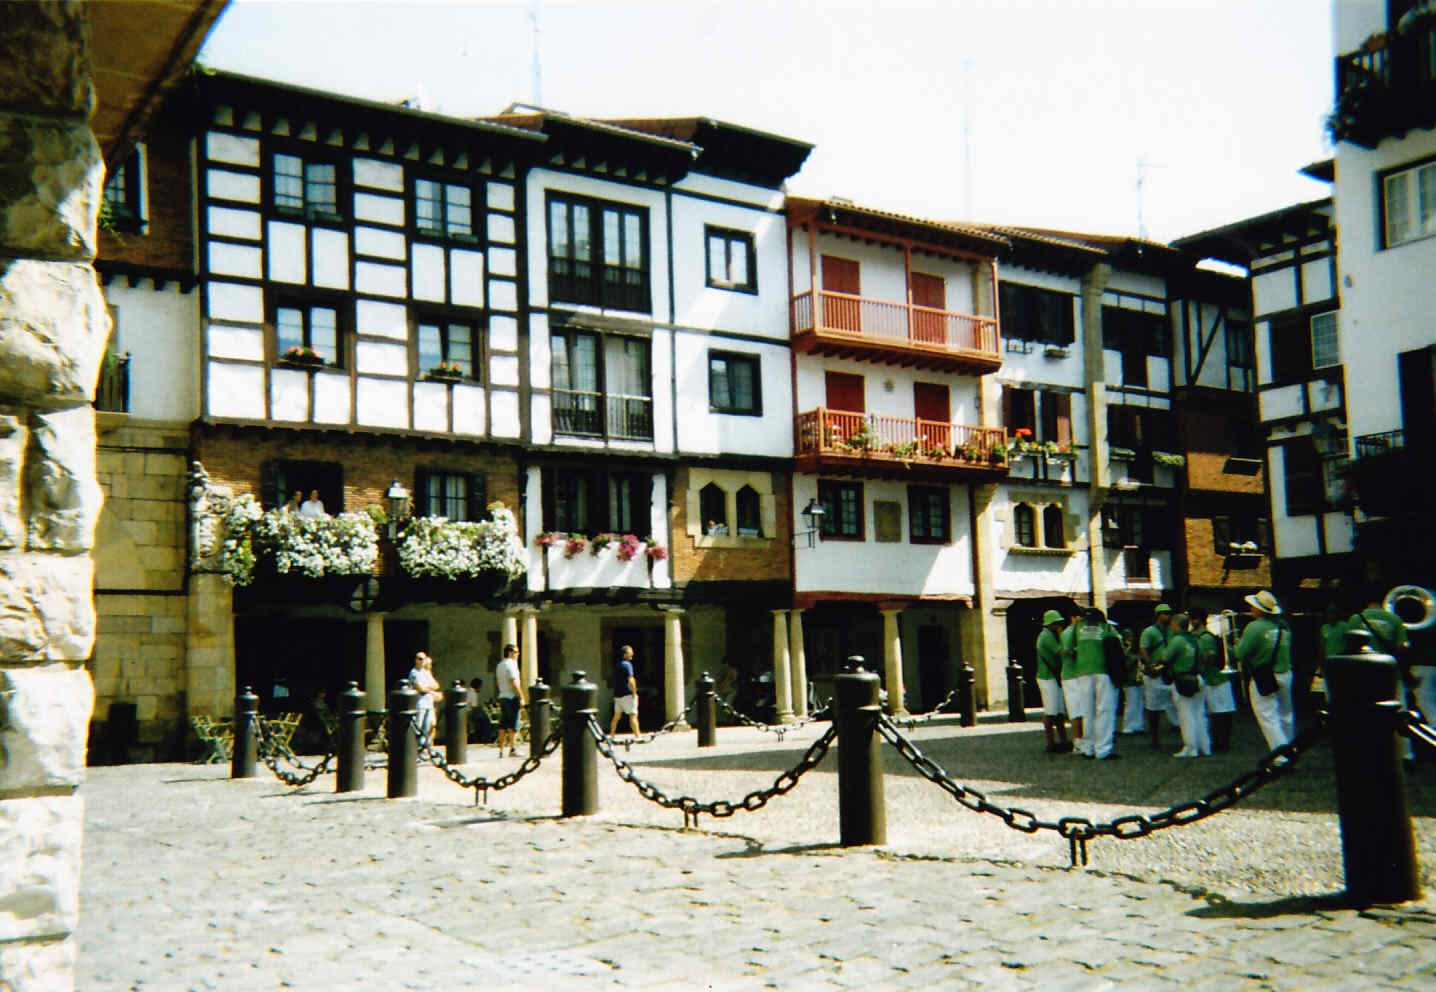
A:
[1243, 589, 1283, 615]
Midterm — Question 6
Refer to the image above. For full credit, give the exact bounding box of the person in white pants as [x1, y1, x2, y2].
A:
[1074, 608, 1122, 760]
[1235, 590, 1294, 752]
[1166, 614, 1210, 758]
[1119, 629, 1146, 736]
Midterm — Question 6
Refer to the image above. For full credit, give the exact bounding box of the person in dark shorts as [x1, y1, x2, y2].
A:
[495, 644, 526, 757]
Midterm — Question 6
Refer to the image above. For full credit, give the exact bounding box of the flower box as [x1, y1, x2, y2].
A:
[1043, 345, 1069, 359]
[279, 348, 325, 368]
[425, 364, 465, 383]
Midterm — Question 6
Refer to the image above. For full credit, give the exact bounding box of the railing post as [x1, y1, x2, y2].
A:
[387, 680, 419, 799]
[336, 681, 366, 793]
[834, 658, 886, 847]
[958, 661, 977, 728]
[561, 671, 598, 817]
[1325, 630, 1422, 905]
[443, 679, 467, 765]
[231, 685, 259, 779]
[1007, 660, 1027, 723]
[528, 680, 551, 760]
[696, 673, 716, 747]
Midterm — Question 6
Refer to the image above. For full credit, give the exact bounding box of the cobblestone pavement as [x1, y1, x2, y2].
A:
[78, 714, 1436, 990]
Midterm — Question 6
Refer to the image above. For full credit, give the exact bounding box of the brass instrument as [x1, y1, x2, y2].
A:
[1385, 585, 1436, 631]
[1214, 609, 1242, 675]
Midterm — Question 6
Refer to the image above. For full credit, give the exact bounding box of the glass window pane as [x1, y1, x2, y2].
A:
[731, 359, 754, 410]
[416, 179, 441, 232]
[447, 323, 472, 374]
[708, 234, 726, 282]
[731, 238, 749, 285]
[710, 357, 730, 409]
[426, 475, 444, 517]
[1386, 173, 1411, 244]
[551, 334, 571, 391]
[418, 322, 442, 371]
[1419, 164, 1436, 235]
[445, 475, 466, 519]
[573, 334, 599, 393]
[549, 200, 570, 257]
[277, 307, 304, 354]
[1311, 312, 1339, 369]
[309, 307, 337, 362]
[624, 212, 642, 268]
[572, 204, 591, 260]
[603, 210, 621, 266]
[305, 162, 337, 215]
[445, 184, 472, 237]
[274, 154, 303, 209]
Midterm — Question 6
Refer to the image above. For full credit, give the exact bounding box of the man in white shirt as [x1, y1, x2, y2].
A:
[495, 644, 526, 758]
[298, 489, 326, 519]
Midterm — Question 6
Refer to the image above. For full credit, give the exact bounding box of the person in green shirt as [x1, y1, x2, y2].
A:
[1167, 613, 1210, 757]
[1316, 602, 1349, 704]
[1073, 608, 1122, 760]
[1192, 609, 1234, 752]
[1119, 628, 1145, 736]
[1034, 609, 1072, 754]
[1059, 606, 1086, 753]
[1138, 604, 1177, 750]
[1349, 590, 1413, 758]
[1235, 589, 1293, 751]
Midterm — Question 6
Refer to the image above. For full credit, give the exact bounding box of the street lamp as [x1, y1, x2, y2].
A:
[795, 497, 826, 549]
[384, 479, 410, 538]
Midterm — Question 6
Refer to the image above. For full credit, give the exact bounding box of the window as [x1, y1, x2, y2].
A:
[1226, 320, 1255, 390]
[1042, 505, 1065, 548]
[1211, 512, 1268, 554]
[274, 301, 342, 366]
[705, 226, 757, 292]
[908, 486, 950, 543]
[736, 485, 762, 537]
[1310, 312, 1339, 370]
[1283, 437, 1322, 516]
[1002, 386, 1037, 436]
[1102, 305, 1169, 387]
[700, 483, 727, 535]
[413, 470, 486, 522]
[417, 316, 477, 379]
[998, 282, 1075, 345]
[547, 192, 649, 312]
[543, 468, 652, 533]
[818, 480, 863, 539]
[709, 351, 761, 414]
[551, 329, 652, 440]
[1039, 391, 1073, 445]
[272, 152, 339, 220]
[1382, 159, 1436, 248]
[101, 145, 144, 233]
[414, 178, 474, 240]
[1013, 504, 1036, 547]
[260, 459, 343, 512]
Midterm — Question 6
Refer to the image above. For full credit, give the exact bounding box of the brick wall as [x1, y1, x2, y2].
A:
[1186, 450, 1264, 495]
[97, 112, 192, 271]
[1184, 517, 1271, 589]
[669, 468, 792, 583]
[194, 430, 523, 522]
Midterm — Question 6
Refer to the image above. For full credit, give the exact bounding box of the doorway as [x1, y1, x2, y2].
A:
[910, 272, 946, 345]
[916, 624, 949, 711]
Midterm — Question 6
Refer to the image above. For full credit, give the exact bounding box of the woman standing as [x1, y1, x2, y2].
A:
[408, 652, 443, 743]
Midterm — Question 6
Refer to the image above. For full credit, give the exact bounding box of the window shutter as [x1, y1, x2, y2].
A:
[1057, 294, 1075, 346]
[260, 461, 281, 510]
[467, 473, 487, 522]
[1256, 517, 1272, 553]
[1054, 393, 1073, 445]
[1212, 516, 1230, 554]
[1001, 386, 1014, 432]
[413, 469, 431, 517]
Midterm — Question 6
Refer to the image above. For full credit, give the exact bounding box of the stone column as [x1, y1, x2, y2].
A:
[1081, 263, 1113, 611]
[184, 572, 235, 717]
[661, 607, 687, 726]
[520, 607, 539, 688]
[771, 609, 794, 723]
[363, 613, 387, 709]
[501, 610, 519, 655]
[0, 6, 109, 987]
[880, 607, 908, 716]
[788, 607, 809, 718]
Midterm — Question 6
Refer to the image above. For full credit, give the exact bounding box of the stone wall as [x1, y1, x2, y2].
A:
[0, 4, 106, 989]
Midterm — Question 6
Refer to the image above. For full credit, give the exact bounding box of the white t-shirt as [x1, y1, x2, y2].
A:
[410, 667, 439, 713]
[299, 499, 326, 519]
[496, 657, 521, 699]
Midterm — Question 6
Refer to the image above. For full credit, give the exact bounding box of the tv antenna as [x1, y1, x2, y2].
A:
[529, 0, 543, 107]
[1136, 158, 1165, 239]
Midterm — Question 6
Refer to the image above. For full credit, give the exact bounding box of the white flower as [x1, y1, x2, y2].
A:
[396, 502, 526, 581]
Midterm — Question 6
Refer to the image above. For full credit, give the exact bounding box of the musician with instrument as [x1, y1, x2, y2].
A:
[1192, 609, 1235, 752]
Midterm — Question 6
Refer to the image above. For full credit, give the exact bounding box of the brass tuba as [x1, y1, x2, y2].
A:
[1385, 585, 1436, 631]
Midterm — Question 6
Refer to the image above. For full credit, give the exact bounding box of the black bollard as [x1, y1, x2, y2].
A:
[387, 680, 419, 799]
[696, 673, 716, 748]
[958, 662, 977, 728]
[443, 680, 467, 765]
[1007, 659, 1027, 723]
[562, 671, 598, 817]
[1326, 629, 1422, 905]
[336, 681, 366, 793]
[528, 680, 552, 760]
[231, 686, 259, 779]
[834, 658, 886, 847]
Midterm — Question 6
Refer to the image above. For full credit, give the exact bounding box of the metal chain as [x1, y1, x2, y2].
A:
[714, 695, 825, 741]
[1396, 706, 1436, 751]
[587, 714, 837, 829]
[412, 723, 562, 805]
[608, 698, 698, 750]
[254, 720, 336, 789]
[876, 712, 1326, 867]
[897, 686, 963, 729]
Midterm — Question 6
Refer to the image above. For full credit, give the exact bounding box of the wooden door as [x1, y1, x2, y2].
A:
[821, 255, 861, 332]
[913, 382, 951, 450]
[910, 272, 946, 345]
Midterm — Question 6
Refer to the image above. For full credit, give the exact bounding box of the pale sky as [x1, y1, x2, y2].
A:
[199, 0, 1336, 243]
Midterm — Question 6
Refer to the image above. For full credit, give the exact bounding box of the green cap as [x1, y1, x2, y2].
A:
[1154, 603, 1172, 615]
[1041, 609, 1064, 626]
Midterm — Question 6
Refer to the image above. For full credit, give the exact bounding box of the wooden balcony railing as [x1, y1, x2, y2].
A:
[795, 408, 1007, 470]
[1332, 24, 1436, 146]
[790, 290, 1000, 359]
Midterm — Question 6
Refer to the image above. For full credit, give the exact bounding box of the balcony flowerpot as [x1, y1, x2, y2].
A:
[279, 350, 325, 369]
[425, 365, 464, 383]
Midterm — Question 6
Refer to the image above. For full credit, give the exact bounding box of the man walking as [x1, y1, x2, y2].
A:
[1035, 610, 1071, 753]
[1235, 590, 1293, 751]
[1139, 604, 1177, 750]
[610, 644, 642, 736]
[495, 644, 526, 758]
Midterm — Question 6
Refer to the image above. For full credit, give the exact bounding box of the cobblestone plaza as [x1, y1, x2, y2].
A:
[79, 715, 1436, 990]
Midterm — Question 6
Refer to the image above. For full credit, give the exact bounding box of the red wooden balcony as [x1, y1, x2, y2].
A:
[795, 408, 1009, 480]
[790, 290, 1001, 374]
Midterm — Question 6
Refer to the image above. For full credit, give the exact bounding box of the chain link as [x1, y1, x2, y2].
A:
[607, 698, 698, 750]
[587, 714, 836, 828]
[254, 720, 336, 789]
[412, 723, 563, 805]
[714, 695, 827, 741]
[896, 686, 964, 730]
[876, 712, 1326, 866]
[1397, 706, 1436, 751]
